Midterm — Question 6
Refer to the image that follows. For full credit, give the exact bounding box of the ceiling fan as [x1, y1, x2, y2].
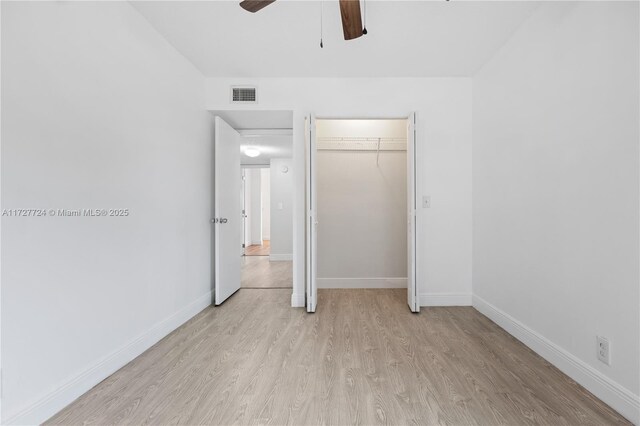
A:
[239, 0, 365, 41]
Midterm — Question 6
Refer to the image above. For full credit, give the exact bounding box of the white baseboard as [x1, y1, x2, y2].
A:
[270, 254, 292, 261]
[317, 277, 407, 289]
[291, 291, 305, 308]
[473, 295, 640, 425]
[420, 292, 472, 306]
[5, 291, 213, 425]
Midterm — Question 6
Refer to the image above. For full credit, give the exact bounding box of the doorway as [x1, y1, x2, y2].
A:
[212, 111, 294, 305]
[242, 167, 271, 257]
[305, 115, 418, 313]
[241, 163, 293, 289]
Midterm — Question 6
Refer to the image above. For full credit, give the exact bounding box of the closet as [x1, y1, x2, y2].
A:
[315, 119, 409, 290]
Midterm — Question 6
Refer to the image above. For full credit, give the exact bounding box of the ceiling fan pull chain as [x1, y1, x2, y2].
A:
[362, 0, 368, 35]
[320, 0, 324, 48]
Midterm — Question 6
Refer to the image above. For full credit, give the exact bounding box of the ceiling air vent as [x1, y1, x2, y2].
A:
[231, 86, 257, 104]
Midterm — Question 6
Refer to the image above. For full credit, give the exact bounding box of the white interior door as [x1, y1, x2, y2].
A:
[407, 113, 419, 312]
[241, 169, 247, 254]
[214, 116, 243, 305]
[306, 115, 318, 313]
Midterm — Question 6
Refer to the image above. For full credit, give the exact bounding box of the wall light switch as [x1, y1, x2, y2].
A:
[422, 196, 431, 209]
[278, 202, 283, 210]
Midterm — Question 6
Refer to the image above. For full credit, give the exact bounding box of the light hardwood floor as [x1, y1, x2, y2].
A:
[244, 240, 270, 256]
[47, 289, 629, 425]
[241, 256, 292, 288]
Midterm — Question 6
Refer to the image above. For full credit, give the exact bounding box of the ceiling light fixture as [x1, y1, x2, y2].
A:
[244, 148, 261, 158]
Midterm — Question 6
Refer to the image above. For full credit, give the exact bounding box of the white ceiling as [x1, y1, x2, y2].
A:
[211, 110, 293, 165]
[131, 1, 539, 78]
[239, 132, 293, 165]
[211, 110, 292, 129]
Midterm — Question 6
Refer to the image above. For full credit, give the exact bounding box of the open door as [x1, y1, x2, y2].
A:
[214, 116, 243, 305]
[407, 113, 419, 313]
[305, 114, 318, 313]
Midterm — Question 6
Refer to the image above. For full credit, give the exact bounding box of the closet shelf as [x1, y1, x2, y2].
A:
[316, 137, 406, 152]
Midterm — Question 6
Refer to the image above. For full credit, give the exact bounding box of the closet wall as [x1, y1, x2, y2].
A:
[316, 119, 408, 288]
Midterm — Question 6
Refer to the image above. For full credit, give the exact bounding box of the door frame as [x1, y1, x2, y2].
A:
[305, 115, 317, 312]
[305, 114, 420, 312]
[241, 168, 246, 253]
[211, 111, 297, 305]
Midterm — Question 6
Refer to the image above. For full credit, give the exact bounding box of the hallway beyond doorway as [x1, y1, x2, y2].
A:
[244, 240, 270, 256]
[241, 256, 292, 288]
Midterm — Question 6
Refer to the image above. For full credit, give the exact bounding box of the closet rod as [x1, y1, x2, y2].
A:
[316, 136, 407, 153]
[316, 148, 406, 152]
[317, 137, 406, 143]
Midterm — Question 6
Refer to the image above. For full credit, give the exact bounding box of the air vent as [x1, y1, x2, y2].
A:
[231, 86, 257, 103]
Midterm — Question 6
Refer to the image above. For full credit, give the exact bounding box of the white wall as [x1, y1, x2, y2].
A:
[260, 168, 271, 240]
[472, 2, 639, 422]
[1, 2, 213, 423]
[206, 78, 473, 307]
[269, 158, 294, 261]
[316, 119, 407, 288]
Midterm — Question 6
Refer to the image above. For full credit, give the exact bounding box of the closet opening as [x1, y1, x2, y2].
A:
[309, 117, 417, 310]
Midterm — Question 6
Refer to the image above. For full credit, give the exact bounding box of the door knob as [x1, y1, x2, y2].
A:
[220, 218, 228, 224]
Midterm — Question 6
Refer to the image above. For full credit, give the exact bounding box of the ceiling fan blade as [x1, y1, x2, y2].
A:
[339, 0, 363, 40]
[239, 0, 276, 13]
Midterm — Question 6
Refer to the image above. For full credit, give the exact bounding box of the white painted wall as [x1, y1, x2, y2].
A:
[261, 168, 271, 240]
[269, 158, 294, 261]
[316, 120, 407, 288]
[472, 2, 639, 422]
[1, 2, 213, 423]
[206, 78, 473, 307]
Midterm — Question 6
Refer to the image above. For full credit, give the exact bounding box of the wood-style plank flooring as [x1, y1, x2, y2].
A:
[241, 257, 292, 288]
[46, 289, 629, 425]
[244, 240, 270, 256]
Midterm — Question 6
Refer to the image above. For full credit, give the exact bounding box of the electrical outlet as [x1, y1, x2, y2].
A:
[422, 195, 431, 208]
[597, 336, 610, 365]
